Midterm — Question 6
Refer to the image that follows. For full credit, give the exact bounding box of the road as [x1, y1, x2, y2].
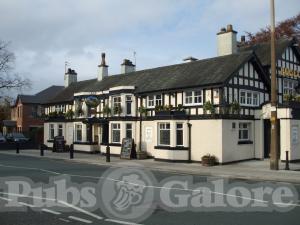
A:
[0, 153, 299, 225]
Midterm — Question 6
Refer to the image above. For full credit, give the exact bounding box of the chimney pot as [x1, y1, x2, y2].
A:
[227, 24, 233, 32]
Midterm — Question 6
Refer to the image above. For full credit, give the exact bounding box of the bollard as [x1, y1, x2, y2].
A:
[16, 142, 20, 154]
[40, 144, 44, 156]
[285, 151, 290, 170]
[106, 145, 110, 162]
[70, 144, 74, 159]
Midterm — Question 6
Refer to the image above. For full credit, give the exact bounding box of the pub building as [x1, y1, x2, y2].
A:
[43, 25, 300, 164]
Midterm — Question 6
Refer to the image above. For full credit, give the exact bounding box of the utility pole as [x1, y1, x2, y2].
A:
[270, 0, 279, 170]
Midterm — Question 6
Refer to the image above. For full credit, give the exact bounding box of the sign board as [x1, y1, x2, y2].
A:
[120, 138, 136, 159]
[53, 136, 65, 152]
[145, 127, 153, 143]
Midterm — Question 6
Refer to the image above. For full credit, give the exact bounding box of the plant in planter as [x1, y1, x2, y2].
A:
[58, 111, 65, 118]
[48, 111, 58, 118]
[283, 94, 296, 102]
[154, 105, 164, 112]
[102, 105, 111, 117]
[75, 108, 83, 117]
[138, 106, 147, 117]
[176, 104, 185, 111]
[164, 104, 173, 111]
[201, 154, 217, 167]
[203, 101, 215, 114]
[65, 109, 74, 119]
[230, 101, 241, 115]
[113, 105, 123, 116]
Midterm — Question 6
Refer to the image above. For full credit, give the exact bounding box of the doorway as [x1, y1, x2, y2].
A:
[264, 119, 280, 158]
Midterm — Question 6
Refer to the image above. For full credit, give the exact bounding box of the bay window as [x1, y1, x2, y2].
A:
[49, 124, 55, 140]
[158, 123, 170, 146]
[240, 90, 259, 106]
[75, 124, 82, 142]
[112, 123, 121, 143]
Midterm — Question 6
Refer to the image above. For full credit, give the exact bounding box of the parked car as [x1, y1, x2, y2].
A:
[0, 133, 6, 143]
[6, 133, 29, 143]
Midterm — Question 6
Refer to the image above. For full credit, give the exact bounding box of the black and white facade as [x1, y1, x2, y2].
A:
[43, 25, 300, 164]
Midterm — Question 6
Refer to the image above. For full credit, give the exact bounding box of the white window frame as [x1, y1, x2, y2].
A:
[147, 95, 162, 108]
[49, 124, 55, 140]
[125, 95, 132, 116]
[125, 123, 133, 139]
[75, 124, 82, 142]
[58, 124, 63, 137]
[176, 123, 184, 146]
[111, 123, 121, 143]
[238, 123, 251, 141]
[112, 95, 122, 115]
[239, 90, 259, 107]
[283, 79, 295, 95]
[158, 122, 171, 146]
[184, 90, 203, 106]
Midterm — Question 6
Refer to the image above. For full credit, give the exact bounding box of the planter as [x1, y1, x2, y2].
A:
[201, 155, 217, 167]
[136, 151, 148, 159]
[172, 110, 186, 116]
[155, 111, 172, 116]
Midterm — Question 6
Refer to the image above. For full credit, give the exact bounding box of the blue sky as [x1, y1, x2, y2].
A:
[0, 0, 299, 95]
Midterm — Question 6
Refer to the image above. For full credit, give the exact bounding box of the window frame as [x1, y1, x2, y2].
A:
[58, 124, 63, 137]
[184, 90, 203, 106]
[176, 123, 184, 146]
[158, 122, 171, 146]
[75, 124, 82, 142]
[125, 95, 132, 116]
[111, 123, 121, 143]
[49, 124, 55, 140]
[238, 123, 251, 141]
[125, 123, 133, 139]
[239, 90, 259, 107]
[147, 95, 162, 108]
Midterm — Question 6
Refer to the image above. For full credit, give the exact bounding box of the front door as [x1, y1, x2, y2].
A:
[264, 119, 271, 158]
[264, 119, 281, 158]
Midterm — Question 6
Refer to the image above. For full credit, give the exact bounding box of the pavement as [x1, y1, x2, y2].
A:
[0, 149, 300, 184]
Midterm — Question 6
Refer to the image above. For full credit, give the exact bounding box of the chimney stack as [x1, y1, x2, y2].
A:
[121, 59, 135, 74]
[97, 53, 108, 81]
[64, 68, 77, 88]
[217, 24, 238, 56]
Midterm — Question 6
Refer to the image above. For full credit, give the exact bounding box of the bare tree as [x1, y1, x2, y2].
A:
[242, 13, 300, 46]
[0, 40, 30, 91]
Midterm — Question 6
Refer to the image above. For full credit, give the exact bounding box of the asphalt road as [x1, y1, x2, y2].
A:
[0, 153, 299, 225]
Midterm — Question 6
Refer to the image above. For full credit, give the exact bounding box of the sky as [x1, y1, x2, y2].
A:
[0, 0, 299, 95]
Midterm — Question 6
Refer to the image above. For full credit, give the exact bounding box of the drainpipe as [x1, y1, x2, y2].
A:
[188, 122, 192, 163]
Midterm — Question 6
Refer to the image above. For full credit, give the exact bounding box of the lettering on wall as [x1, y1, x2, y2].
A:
[279, 67, 300, 78]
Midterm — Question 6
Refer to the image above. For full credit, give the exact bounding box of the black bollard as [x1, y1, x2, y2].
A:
[285, 151, 290, 170]
[106, 145, 110, 162]
[40, 144, 44, 156]
[70, 144, 74, 159]
[16, 141, 20, 154]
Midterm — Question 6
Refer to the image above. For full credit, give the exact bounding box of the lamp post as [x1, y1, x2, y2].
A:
[270, 0, 280, 170]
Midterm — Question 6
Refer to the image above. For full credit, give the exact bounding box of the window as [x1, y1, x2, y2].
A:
[155, 95, 162, 106]
[239, 90, 259, 106]
[147, 95, 162, 108]
[184, 90, 202, 105]
[176, 123, 183, 146]
[185, 91, 193, 104]
[49, 124, 55, 140]
[148, 96, 154, 107]
[75, 124, 82, 142]
[58, 124, 63, 137]
[112, 96, 121, 115]
[239, 123, 250, 141]
[283, 79, 295, 95]
[112, 123, 121, 143]
[158, 123, 170, 146]
[126, 123, 132, 139]
[240, 91, 246, 104]
[126, 95, 132, 115]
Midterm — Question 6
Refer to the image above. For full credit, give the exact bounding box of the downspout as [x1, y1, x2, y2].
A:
[188, 121, 192, 163]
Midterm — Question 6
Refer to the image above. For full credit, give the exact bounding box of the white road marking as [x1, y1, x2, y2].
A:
[0, 163, 299, 208]
[59, 218, 70, 222]
[42, 208, 61, 215]
[18, 201, 36, 208]
[58, 200, 103, 220]
[68, 216, 92, 224]
[0, 196, 12, 202]
[105, 218, 143, 225]
[0, 191, 103, 220]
